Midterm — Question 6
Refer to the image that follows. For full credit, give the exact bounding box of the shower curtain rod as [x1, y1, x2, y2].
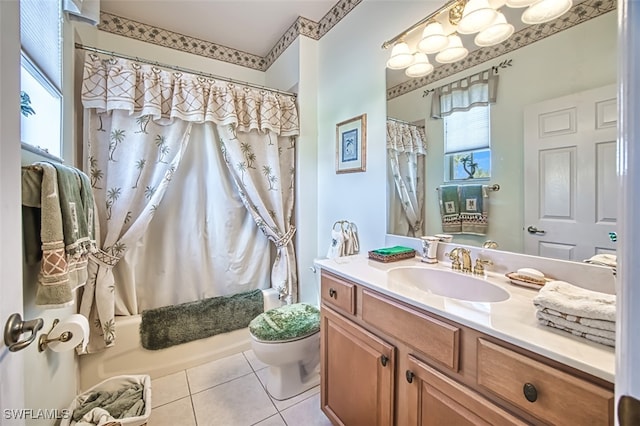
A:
[74, 43, 297, 98]
[387, 117, 425, 128]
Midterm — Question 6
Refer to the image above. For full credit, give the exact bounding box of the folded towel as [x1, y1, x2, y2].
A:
[438, 185, 461, 233]
[533, 280, 616, 322]
[536, 310, 615, 340]
[371, 246, 415, 256]
[537, 307, 615, 332]
[536, 315, 615, 347]
[459, 184, 488, 235]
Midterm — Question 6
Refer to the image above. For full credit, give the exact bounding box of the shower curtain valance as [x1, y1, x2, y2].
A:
[386, 119, 427, 154]
[81, 54, 300, 136]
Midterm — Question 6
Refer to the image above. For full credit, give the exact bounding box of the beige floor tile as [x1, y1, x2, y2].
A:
[254, 414, 287, 426]
[192, 373, 277, 426]
[186, 352, 253, 394]
[147, 396, 195, 426]
[151, 370, 190, 408]
[280, 393, 332, 426]
[256, 368, 320, 412]
[243, 349, 268, 372]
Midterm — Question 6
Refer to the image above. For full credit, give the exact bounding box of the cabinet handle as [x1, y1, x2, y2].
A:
[405, 370, 415, 383]
[523, 382, 538, 402]
[380, 355, 389, 367]
[328, 288, 337, 298]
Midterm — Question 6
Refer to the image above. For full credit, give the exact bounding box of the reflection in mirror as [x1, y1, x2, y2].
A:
[386, 0, 617, 262]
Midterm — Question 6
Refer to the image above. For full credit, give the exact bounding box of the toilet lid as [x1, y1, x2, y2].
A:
[249, 303, 320, 342]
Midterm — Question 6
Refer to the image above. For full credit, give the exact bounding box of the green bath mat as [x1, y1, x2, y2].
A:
[140, 289, 264, 350]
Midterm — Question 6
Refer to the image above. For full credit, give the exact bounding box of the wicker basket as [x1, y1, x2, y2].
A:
[368, 249, 416, 263]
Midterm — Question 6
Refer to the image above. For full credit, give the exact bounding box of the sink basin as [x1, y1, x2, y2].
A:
[387, 266, 510, 303]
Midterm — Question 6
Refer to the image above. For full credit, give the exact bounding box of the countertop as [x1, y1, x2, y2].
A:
[315, 255, 615, 383]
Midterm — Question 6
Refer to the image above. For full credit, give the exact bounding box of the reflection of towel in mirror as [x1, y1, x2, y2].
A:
[438, 185, 461, 233]
[459, 184, 488, 235]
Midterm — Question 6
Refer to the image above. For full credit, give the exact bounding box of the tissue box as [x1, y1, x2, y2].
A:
[61, 374, 151, 426]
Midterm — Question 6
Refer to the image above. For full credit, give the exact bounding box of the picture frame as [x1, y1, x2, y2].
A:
[336, 113, 367, 174]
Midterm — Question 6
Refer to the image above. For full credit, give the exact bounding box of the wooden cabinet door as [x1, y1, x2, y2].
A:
[321, 307, 395, 426]
[406, 355, 527, 426]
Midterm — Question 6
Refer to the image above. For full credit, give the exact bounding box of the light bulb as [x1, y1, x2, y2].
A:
[435, 34, 469, 64]
[405, 52, 435, 78]
[474, 11, 514, 46]
[418, 22, 448, 54]
[521, 0, 573, 24]
[457, 0, 498, 34]
[386, 41, 413, 69]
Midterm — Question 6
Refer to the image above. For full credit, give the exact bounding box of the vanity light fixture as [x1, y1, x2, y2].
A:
[382, 0, 574, 75]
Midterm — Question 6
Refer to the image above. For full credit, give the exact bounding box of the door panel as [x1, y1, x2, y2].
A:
[524, 84, 617, 261]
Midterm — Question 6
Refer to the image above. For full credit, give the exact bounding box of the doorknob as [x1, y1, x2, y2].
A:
[527, 226, 546, 235]
[619, 395, 640, 426]
[3, 313, 44, 352]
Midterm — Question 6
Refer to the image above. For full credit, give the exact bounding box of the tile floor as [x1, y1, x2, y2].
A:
[147, 350, 333, 426]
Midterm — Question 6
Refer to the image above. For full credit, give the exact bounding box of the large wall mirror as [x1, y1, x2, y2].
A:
[386, 0, 617, 263]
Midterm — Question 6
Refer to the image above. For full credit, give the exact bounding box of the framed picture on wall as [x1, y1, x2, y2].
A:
[336, 113, 367, 174]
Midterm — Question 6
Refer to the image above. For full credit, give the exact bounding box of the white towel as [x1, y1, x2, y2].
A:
[536, 310, 615, 341]
[536, 315, 615, 348]
[532, 281, 616, 322]
[537, 307, 615, 332]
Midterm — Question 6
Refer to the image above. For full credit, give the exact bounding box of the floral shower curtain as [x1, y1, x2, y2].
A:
[387, 119, 427, 237]
[79, 54, 300, 352]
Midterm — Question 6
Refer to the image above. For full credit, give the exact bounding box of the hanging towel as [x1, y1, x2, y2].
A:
[21, 162, 97, 307]
[459, 184, 488, 235]
[438, 185, 461, 233]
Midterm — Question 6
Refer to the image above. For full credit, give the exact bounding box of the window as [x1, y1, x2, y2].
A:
[20, 0, 63, 158]
[444, 105, 491, 181]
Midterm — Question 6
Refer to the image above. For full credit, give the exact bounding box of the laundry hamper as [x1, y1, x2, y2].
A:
[61, 375, 151, 426]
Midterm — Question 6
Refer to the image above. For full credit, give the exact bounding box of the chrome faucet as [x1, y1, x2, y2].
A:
[446, 247, 472, 273]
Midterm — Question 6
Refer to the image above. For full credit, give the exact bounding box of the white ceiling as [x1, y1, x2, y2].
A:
[100, 0, 338, 57]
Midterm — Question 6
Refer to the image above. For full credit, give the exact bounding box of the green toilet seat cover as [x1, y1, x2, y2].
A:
[249, 303, 320, 342]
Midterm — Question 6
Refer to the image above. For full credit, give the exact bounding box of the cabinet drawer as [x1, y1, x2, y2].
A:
[321, 271, 356, 315]
[477, 339, 614, 425]
[362, 289, 460, 371]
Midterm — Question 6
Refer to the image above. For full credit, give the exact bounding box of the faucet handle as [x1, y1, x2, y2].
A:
[445, 251, 462, 271]
[473, 258, 493, 275]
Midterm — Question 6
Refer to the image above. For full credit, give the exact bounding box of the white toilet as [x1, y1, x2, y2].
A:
[249, 303, 321, 400]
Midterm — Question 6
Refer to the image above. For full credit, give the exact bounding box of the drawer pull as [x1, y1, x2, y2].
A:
[328, 288, 337, 298]
[406, 370, 415, 383]
[523, 382, 538, 402]
[380, 355, 389, 367]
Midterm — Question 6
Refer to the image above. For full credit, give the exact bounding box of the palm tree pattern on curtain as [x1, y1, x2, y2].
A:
[79, 109, 192, 353]
[387, 120, 427, 237]
[217, 124, 298, 304]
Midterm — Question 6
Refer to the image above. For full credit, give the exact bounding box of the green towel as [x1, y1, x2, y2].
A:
[459, 184, 488, 235]
[438, 185, 461, 233]
[371, 246, 415, 256]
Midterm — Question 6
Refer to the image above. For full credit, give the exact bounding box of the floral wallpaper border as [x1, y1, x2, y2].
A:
[387, 0, 616, 100]
[98, 0, 363, 72]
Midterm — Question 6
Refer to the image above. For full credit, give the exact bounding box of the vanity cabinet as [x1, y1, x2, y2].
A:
[319, 270, 614, 426]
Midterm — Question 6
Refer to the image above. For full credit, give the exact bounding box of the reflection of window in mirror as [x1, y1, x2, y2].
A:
[444, 105, 491, 181]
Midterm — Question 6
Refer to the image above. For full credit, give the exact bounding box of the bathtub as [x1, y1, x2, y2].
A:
[78, 288, 282, 391]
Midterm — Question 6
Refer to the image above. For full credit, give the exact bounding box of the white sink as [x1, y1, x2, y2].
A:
[387, 266, 510, 303]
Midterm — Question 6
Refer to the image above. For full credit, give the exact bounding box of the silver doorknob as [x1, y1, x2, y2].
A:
[527, 226, 546, 235]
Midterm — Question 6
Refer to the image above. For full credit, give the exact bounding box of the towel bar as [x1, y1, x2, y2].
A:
[436, 184, 500, 191]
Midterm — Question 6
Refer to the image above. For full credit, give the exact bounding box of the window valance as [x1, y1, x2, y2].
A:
[431, 68, 499, 119]
[81, 54, 300, 136]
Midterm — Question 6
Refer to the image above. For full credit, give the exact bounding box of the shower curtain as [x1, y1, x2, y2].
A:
[79, 54, 300, 353]
[387, 119, 427, 237]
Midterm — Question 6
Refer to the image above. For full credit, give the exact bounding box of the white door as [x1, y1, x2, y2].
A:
[523, 84, 617, 261]
[1, 1, 26, 424]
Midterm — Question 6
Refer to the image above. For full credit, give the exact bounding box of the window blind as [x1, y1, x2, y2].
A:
[444, 105, 490, 154]
[20, 0, 62, 89]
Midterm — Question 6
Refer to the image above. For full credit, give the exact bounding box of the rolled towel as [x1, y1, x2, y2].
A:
[532, 280, 615, 322]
